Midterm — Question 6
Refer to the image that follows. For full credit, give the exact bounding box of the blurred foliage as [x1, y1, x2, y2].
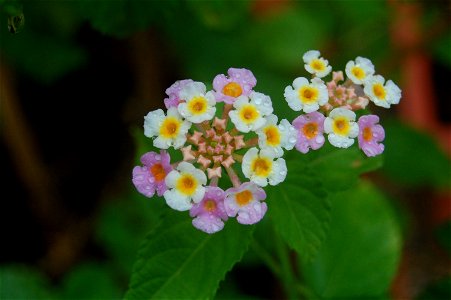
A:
[0, 266, 55, 299]
[382, 119, 450, 188]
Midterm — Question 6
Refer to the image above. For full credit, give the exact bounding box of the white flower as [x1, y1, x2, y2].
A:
[144, 107, 191, 149]
[345, 56, 375, 85]
[303, 50, 332, 78]
[363, 75, 401, 108]
[324, 107, 359, 148]
[229, 92, 273, 133]
[163, 162, 207, 211]
[256, 115, 297, 158]
[242, 147, 287, 187]
[178, 81, 217, 123]
[284, 77, 328, 113]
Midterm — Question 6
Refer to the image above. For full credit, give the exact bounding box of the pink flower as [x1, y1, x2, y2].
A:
[132, 151, 172, 197]
[190, 186, 228, 234]
[357, 115, 385, 157]
[292, 111, 326, 153]
[224, 182, 267, 225]
[164, 79, 194, 108]
[213, 68, 257, 104]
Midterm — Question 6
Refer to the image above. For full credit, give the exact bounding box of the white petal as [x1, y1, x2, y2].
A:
[192, 168, 207, 185]
[303, 50, 320, 63]
[251, 175, 268, 187]
[233, 95, 249, 109]
[167, 107, 181, 118]
[164, 190, 192, 211]
[192, 186, 206, 203]
[293, 77, 309, 89]
[269, 158, 287, 185]
[153, 136, 170, 149]
[349, 122, 359, 138]
[242, 147, 258, 178]
[324, 117, 333, 134]
[144, 109, 164, 137]
[177, 161, 195, 173]
[165, 170, 181, 188]
[328, 133, 354, 148]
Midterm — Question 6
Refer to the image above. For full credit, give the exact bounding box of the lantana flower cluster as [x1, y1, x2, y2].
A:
[133, 68, 295, 234]
[132, 50, 402, 234]
[285, 50, 401, 156]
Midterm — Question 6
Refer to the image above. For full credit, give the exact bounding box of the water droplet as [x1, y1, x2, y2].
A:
[155, 154, 161, 160]
[149, 177, 155, 183]
[315, 136, 324, 143]
[255, 98, 262, 105]
[289, 137, 297, 143]
[280, 170, 287, 176]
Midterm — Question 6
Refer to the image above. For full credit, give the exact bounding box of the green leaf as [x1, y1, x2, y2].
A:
[125, 211, 254, 299]
[268, 164, 331, 262]
[301, 181, 402, 298]
[286, 144, 384, 192]
[382, 120, 450, 188]
[0, 265, 55, 299]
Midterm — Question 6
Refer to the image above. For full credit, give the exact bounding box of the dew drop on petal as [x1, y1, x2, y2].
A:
[155, 154, 161, 160]
[289, 137, 297, 143]
[280, 170, 287, 176]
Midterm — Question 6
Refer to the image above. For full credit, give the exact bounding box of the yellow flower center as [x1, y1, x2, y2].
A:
[251, 157, 272, 177]
[264, 125, 281, 146]
[351, 66, 365, 80]
[150, 163, 166, 182]
[176, 174, 197, 195]
[299, 86, 318, 104]
[203, 199, 217, 212]
[302, 122, 318, 139]
[363, 127, 373, 142]
[160, 117, 181, 138]
[310, 59, 325, 72]
[239, 105, 259, 124]
[332, 117, 350, 136]
[223, 82, 243, 97]
[373, 83, 386, 99]
[187, 96, 208, 115]
[235, 190, 253, 206]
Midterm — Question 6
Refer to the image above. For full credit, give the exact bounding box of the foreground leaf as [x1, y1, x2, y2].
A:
[125, 211, 254, 299]
[269, 164, 331, 262]
[301, 181, 402, 298]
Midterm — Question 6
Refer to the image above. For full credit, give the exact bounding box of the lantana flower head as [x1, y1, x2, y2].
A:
[213, 68, 257, 104]
[132, 150, 172, 197]
[224, 182, 267, 225]
[303, 50, 332, 78]
[364, 75, 401, 108]
[284, 77, 328, 113]
[357, 115, 385, 157]
[133, 68, 289, 234]
[284, 49, 401, 156]
[292, 111, 325, 153]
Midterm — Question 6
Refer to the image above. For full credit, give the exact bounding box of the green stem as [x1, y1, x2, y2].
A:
[274, 232, 298, 300]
